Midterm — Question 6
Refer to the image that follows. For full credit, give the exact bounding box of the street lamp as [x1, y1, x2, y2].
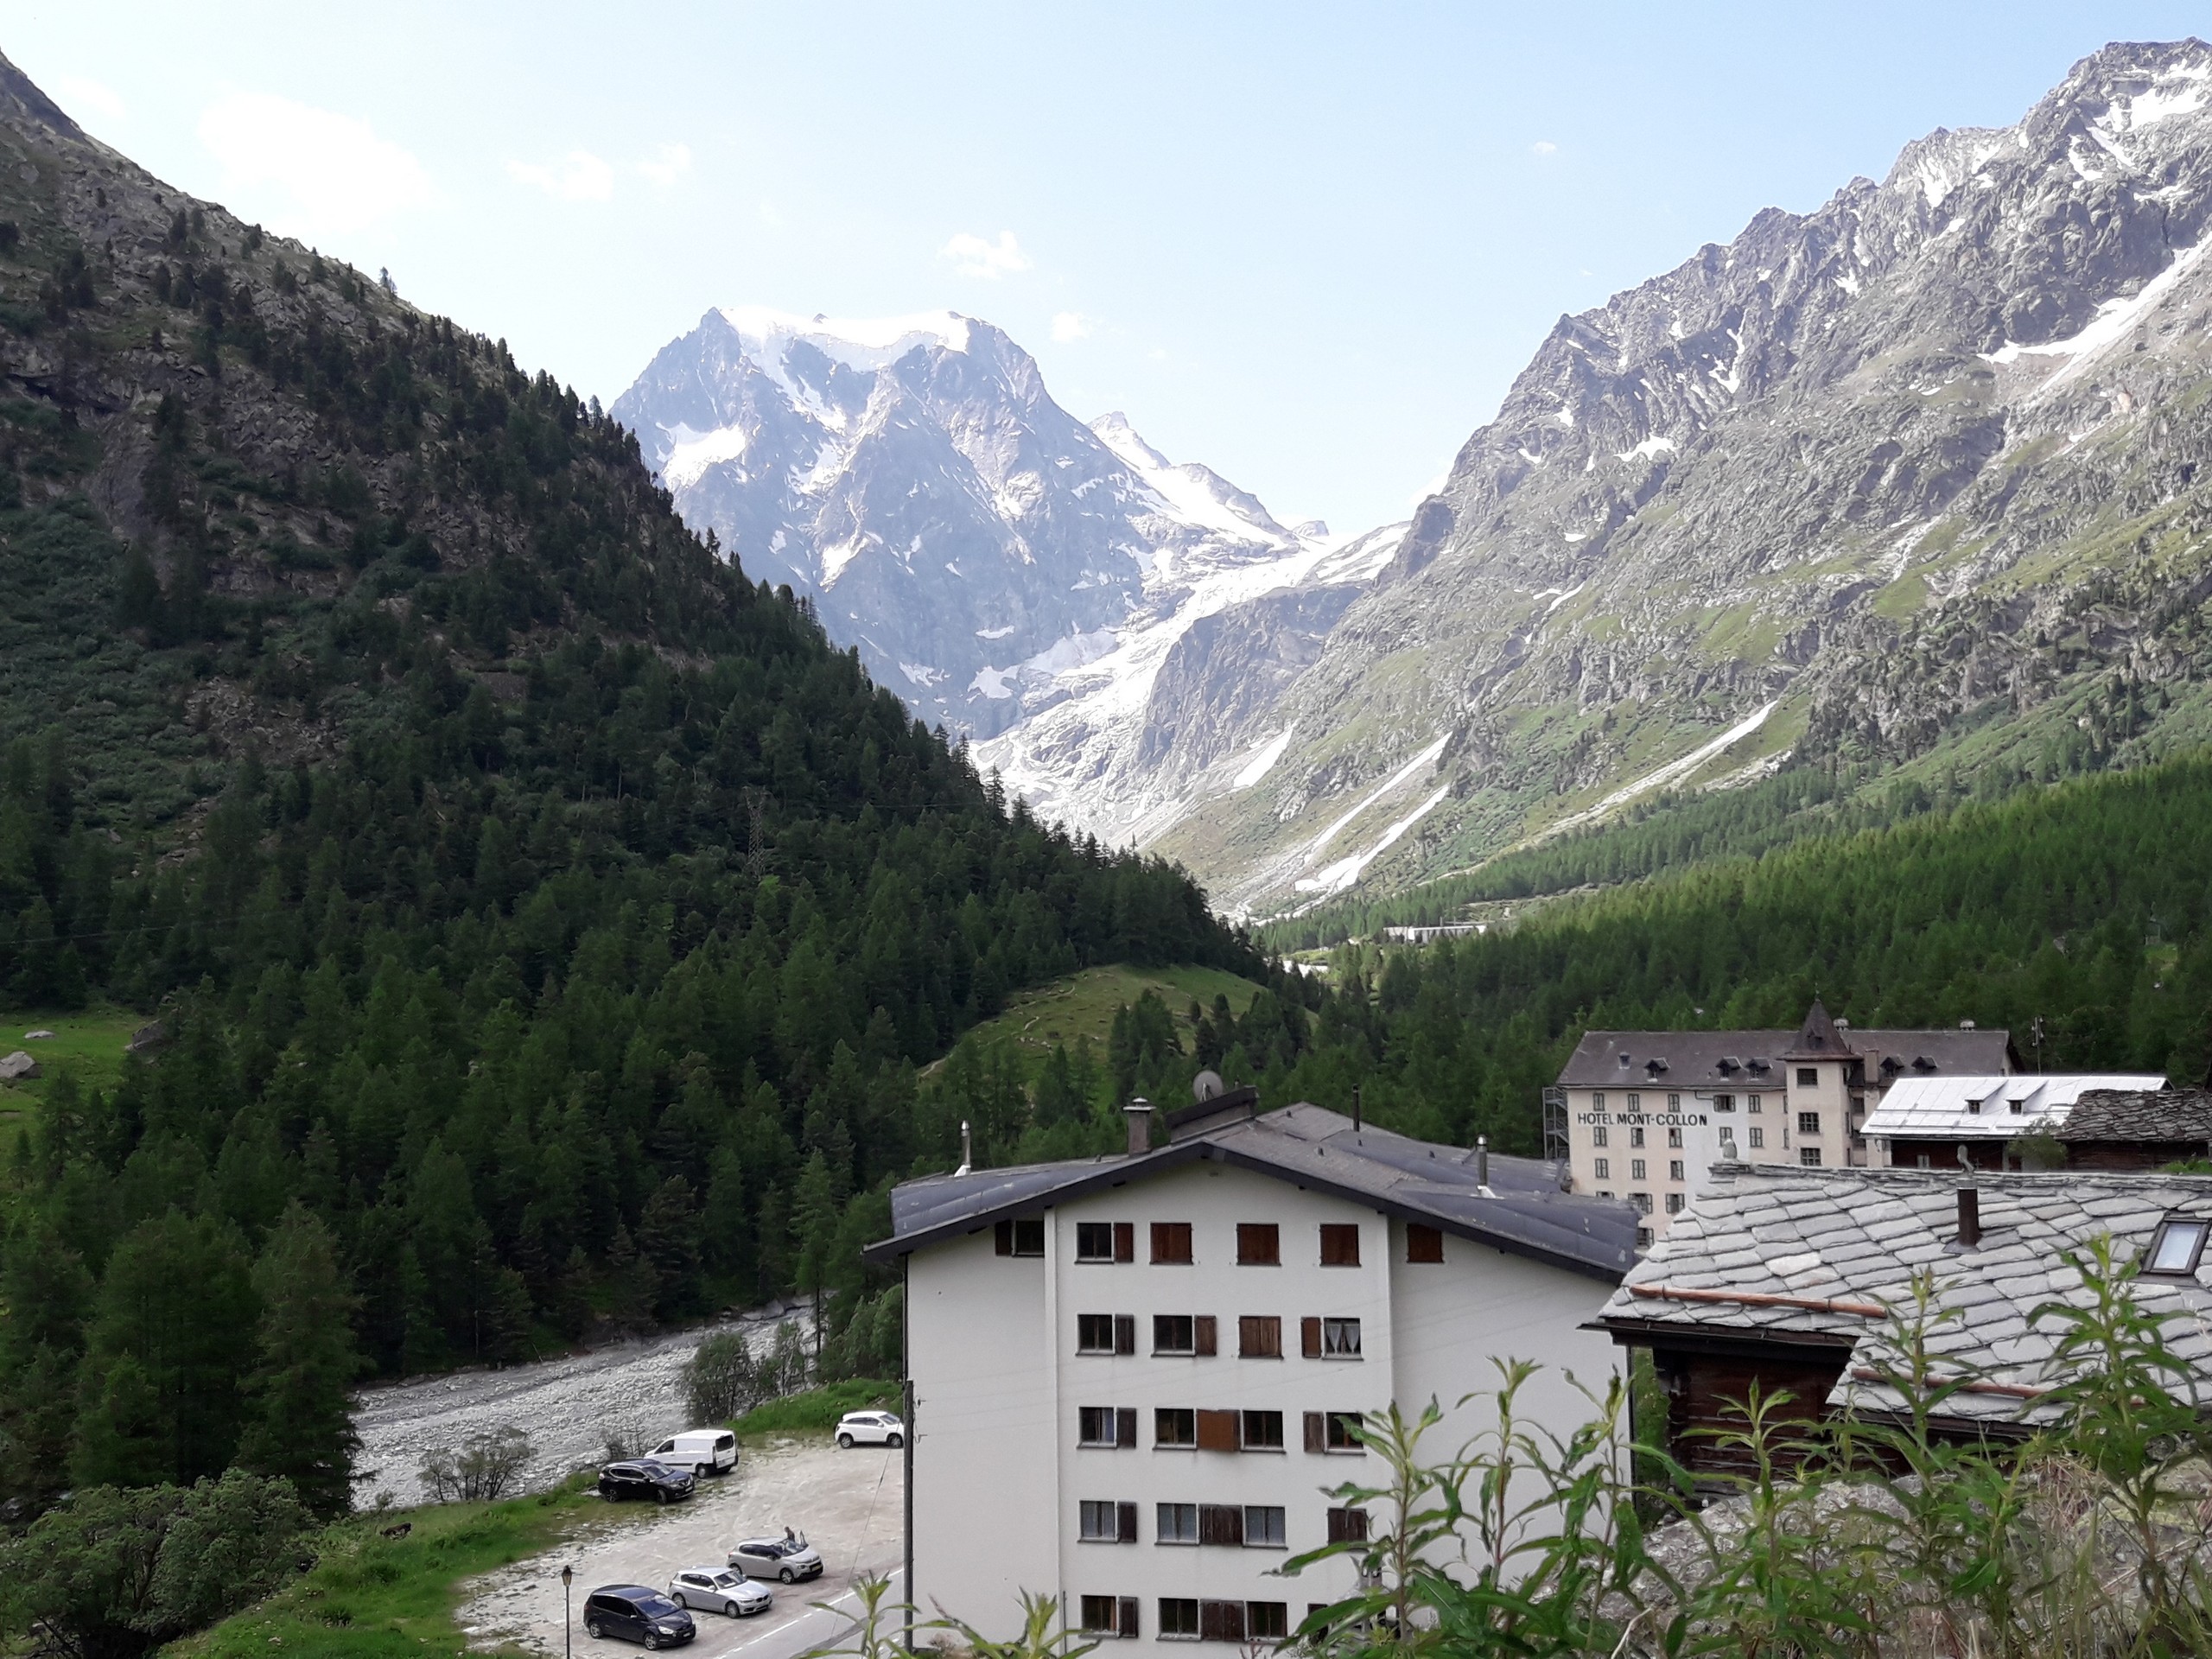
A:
[562, 1564, 574, 1659]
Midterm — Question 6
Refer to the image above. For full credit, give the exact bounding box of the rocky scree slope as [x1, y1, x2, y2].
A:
[611, 308, 1391, 752]
[1160, 39, 2212, 914]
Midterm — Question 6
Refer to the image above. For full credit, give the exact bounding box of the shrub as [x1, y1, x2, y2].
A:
[418, 1426, 533, 1503]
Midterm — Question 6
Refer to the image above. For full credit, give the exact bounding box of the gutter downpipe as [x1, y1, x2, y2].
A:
[902, 1250, 914, 1653]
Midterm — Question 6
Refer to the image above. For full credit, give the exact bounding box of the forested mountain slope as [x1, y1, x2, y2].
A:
[0, 51, 1253, 1512]
[1224, 753, 2212, 1159]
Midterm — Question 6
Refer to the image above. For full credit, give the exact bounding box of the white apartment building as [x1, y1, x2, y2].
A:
[1554, 1001, 2015, 1244]
[865, 1093, 1634, 1644]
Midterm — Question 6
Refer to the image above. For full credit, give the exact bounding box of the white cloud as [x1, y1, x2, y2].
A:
[57, 74, 125, 125]
[508, 149, 615, 202]
[639, 143, 692, 189]
[1050, 310, 1094, 342]
[1530, 140, 1558, 156]
[197, 92, 433, 237]
[941, 229, 1032, 279]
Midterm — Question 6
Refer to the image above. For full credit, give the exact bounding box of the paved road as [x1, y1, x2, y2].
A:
[459, 1437, 905, 1659]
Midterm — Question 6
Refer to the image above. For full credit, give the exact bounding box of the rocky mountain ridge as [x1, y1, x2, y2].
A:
[1143, 37, 2212, 913]
[611, 308, 1376, 742]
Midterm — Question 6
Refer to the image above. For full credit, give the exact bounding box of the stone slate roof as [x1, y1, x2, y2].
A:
[868, 1102, 1637, 1281]
[2059, 1088, 2212, 1146]
[1595, 1165, 2212, 1427]
[1556, 1021, 2015, 1090]
[1862, 1073, 2167, 1141]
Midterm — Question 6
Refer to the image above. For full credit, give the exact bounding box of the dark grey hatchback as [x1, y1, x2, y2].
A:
[597, 1459, 696, 1503]
[583, 1585, 696, 1649]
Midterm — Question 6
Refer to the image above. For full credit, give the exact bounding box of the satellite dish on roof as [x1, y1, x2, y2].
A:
[1193, 1071, 1224, 1103]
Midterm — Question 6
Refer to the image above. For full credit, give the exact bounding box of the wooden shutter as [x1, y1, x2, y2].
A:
[1236, 1223, 1280, 1265]
[995, 1219, 1013, 1255]
[1112, 1222, 1135, 1262]
[1196, 1408, 1238, 1452]
[1117, 1501, 1138, 1543]
[1116, 1598, 1138, 1639]
[1116, 1407, 1137, 1448]
[1303, 1410, 1325, 1452]
[1326, 1506, 1370, 1543]
[1239, 1315, 1281, 1358]
[1301, 1316, 1322, 1358]
[1406, 1223, 1444, 1263]
[1193, 1314, 1217, 1357]
[1199, 1600, 1245, 1643]
[1113, 1314, 1135, 1356]
[1199, 1503, 1243, 1546]
[1151, 1222, 1192, 1263]
[1319, 1223, 1360, 1266]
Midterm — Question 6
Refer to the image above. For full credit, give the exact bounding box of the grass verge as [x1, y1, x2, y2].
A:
[169, 1477, 600, 1659]
[731, 1379, 900, 1439]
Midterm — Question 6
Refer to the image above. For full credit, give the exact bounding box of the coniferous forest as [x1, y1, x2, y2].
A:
[0, 71, 1256, 1521]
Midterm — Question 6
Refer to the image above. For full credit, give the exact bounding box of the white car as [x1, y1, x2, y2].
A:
[729, 1534, 823, 1583]
[668, 1567, 772, 1618]
[836, 1410, 905, 1448]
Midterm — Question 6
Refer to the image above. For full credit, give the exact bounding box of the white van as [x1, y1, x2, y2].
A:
[651, 1429, 740, 1476]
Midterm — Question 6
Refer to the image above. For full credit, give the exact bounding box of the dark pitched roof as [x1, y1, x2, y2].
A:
[1555, 1018, 2014, 1090]
[868, 1103, 1637, 1281]
[1594, 1165, 2212, 1427]
[2057, 1088, 2212, 1146]
[1782, 997, 1845, 1060]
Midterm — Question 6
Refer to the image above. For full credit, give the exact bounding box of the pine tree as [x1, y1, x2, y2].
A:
[234, 1204, 362, 1516]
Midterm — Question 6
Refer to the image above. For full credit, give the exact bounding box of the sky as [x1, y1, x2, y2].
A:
[9, 3, 2207, 534]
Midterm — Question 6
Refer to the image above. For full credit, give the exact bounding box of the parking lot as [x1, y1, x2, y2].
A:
[458, 1436, 905, 1659]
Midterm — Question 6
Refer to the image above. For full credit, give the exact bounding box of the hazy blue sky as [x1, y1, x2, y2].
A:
[10, 3, 2205, 532]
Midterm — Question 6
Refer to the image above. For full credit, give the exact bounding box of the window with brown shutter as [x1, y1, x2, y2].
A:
[1114, 1314, 1135, 1356]
[1154, 1408, 1196, 1447]
[1113, 1221, 1135, 1262]
[1117, 1501, 1138, 1543]
[1193, 1315, 1217, 1357]
[1150, 1222, 1193, 1263]
[1079, 1596, 1118, 1633]
[1198, 1503, 1243, 1546]
[1158, 1599, 1198, 1637]
[1406, 1224, 1444, 1263]
[1302, 1410, 1325, 1452]
[1319, 1223, 1361, 1266]
[995, 1219, 1013, 1255]
[1077, 1314, 1116, 1353]
[1248, 1603, 1287, 1639]
[1198, 1600, 1246, 1643]
[1300, 1316, 1322, 1358]
[1326, 1506, 1369, 1543]
[1240, 1409, 1283, 1450]
[1325, 1410, 1364, 1452]
[1116, 1407, 1137, 1448]
[1237, 1316, 1281, 1358]
[1154, 1314, 1195, 1354]
[1117, 1598, 1139, 1639]
[1236, 1223, 1280, 1265]
[1196, 1408, 1238, 1452]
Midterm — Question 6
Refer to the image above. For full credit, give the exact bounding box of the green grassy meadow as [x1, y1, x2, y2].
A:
[938, 963, 1270, 1082]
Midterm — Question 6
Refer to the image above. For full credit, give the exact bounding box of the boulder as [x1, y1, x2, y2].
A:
[22, 1030, 53, 1040]
[0, 1052, 39, 1081]
[125, 1020, 166, 1054]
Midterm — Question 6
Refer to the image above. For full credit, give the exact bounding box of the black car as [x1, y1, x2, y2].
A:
[583, 1585, 696, 1649]
[597, 1459, 696, 1504]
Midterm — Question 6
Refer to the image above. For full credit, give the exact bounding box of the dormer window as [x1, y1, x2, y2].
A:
[1965, 1099, 1981, 1116]
[1618, 1052, 1631, 1067]
[1913, 1056, 1936, 1071]
[2009, 1101, 2024, 1115]
[2145, 1217, 2211, 1277]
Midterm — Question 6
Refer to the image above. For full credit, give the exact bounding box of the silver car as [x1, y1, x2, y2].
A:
[729, 1533, 824, 1583]
[668, 1567, 771, 1618]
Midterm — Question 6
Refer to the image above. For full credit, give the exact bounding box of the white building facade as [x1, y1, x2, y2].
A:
[870, 1098, 1633, 1643]
[1554, 1001, 2016, 1244]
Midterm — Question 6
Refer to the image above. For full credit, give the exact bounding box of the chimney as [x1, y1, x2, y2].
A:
[1125, 1097, 1154, 1157]
[1957, 1186, 1981, 1249]
[1352, 1084, 1363, 1134]
[956, 1120, 972, 1177]
[1476, 1135, 1490, 1191]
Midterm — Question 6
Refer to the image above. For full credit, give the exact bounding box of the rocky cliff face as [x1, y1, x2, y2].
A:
[612, 310, 1363, 741]
[1151, 38, 2212, 912]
